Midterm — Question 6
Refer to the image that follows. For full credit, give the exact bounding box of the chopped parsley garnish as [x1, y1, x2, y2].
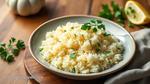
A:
[101, 51, 112, 58]
[104, 51, 111, 54]
[70, 53, 76, 59]
[71, 27, 74, 29]
[39, 48, 43, 52]
[96, 48, 100, 53]
[93, 28, 97, 32]
[72, 68, 76, 73]
[81, 19, 105, 32]
[0, 37, 25, 63]
[74, 34, 77, 37]
[103, 32, 111, 36]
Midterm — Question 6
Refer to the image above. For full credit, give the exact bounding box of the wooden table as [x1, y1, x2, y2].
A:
[0, 0, 149, 84]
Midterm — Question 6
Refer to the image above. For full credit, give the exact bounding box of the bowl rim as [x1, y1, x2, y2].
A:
[28, 15, 136, 77]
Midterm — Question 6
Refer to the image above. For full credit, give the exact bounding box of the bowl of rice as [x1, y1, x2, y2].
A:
[29, 15, 135, 80]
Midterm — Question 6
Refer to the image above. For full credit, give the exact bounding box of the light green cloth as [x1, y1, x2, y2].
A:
[105, 29, 150, 84]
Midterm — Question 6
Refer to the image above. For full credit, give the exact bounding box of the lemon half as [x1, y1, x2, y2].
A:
[125, 0, 150, 25]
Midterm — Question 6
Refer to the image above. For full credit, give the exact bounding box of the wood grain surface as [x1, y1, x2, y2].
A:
[0, 0, 149, 84]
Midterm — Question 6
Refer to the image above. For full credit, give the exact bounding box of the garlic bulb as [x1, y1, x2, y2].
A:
[6, 0, 45, 16]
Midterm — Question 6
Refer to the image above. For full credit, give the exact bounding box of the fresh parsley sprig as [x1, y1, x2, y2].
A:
[0, 37, 25, 63]
[99, 1, 130, 27]
[99, 4, 113, 20]
[111, 1, 125, 25]
[81, 19, 105, 32]
[70, 53, 76, 59]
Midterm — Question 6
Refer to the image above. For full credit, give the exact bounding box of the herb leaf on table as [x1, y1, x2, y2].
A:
[0, 37, 25, 63]
[98, 1, 136, 28]
[99, 4, 113, 20]
[111, 1, 125, 25]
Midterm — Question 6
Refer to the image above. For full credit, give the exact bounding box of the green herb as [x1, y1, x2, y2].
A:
[99, 4, 113, 20]
[0, 37, 25, 63]
[111, 1, 125, 24]
[70, 53, 76, 59]
[6, 54, 14, 63]
[71, 27, 74, 29]
[103, 32, 111, 36]
[96, 48, 100, 53]
[12, 48, 20, 56]
[8, 37, 16, 48]
[16, 40, 25, 49]
[72, 68, 76, 73]
[93, 28, 97, 32]
[9, 37, 16, 44]
[108, 60, 113, 65]
[81, 23, 91, 30]
[74, 34, 77, 37]
[139, 25, 150, 28]
[64, 30, 66, 32]
[99, 1, 127, 26]
[81, 19, 105, 32]
[39, 48, 43, 52]
[97, 43, 101, 46]
[0, 42, 6, 47]
[0, 48, 7, 60]
[103, 51, 111, 54]
[127, 21, 135, 28]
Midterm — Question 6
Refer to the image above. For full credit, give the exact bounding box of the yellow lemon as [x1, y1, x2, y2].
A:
[125, 0, 150, 25]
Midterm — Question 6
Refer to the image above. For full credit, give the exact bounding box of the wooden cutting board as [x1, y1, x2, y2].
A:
[24, 49, 109, 84]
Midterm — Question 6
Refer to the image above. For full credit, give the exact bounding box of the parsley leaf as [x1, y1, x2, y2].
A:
[16, 40, 25, 49]
[0, 38, 25, 63]
[99, 4, 113, 20]
[103, 32, 111, 36]
[72, 68, 76, 73]
[104, 51, 111, 54]
[111, 1, 125, 24]
[0, 48, 7, 60]
[93, 28, 97, 32]
[12, 48, 20, 56]
[81, 19, 105, 32]
[81, 23, 90, 30]
[70, 53, 76, 59]
[6, 54, 14, 63]
[39, 48, 43, 52]
[0, 42, 6, 47]
[103, 51, 111, 57]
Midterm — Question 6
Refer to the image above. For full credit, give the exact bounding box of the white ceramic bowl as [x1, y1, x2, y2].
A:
[29, 15, 136, 80]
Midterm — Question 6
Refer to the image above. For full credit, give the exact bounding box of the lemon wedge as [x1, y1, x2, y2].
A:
[125, 0, 150, 25]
